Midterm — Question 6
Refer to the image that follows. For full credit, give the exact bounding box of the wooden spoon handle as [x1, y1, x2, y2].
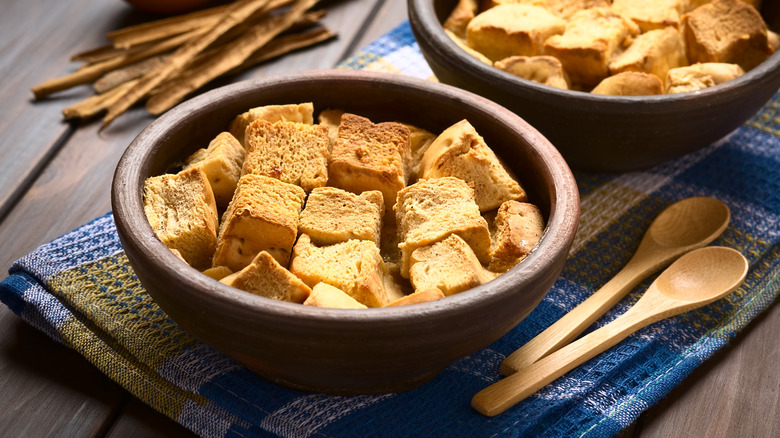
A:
[500, 256, 660, 375]
[474, 300, 660, 416]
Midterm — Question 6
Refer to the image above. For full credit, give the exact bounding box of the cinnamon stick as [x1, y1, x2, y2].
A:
[107, 4, 230, 49]
[94, 55, 168, 93]
[62, 80, 138, 120]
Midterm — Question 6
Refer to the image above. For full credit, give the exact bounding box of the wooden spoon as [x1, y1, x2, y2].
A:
[500, 197, 730, 376]
[472, 246, 748, 417]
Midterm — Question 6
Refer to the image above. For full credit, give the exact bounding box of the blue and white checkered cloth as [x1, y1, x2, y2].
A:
[2, 21, 779, 438]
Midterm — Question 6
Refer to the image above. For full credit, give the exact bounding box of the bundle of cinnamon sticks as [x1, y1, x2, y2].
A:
[31, 0, 335, 128]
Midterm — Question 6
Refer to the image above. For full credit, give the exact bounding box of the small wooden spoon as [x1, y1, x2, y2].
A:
[472, 246, 748, 417]
[501, 197, 730, 375]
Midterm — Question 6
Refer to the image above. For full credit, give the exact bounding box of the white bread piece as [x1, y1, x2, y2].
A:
[183, 132, 245, 209]
[220, 251, 311, 304]
[385, 288, 446, 307]
[242, 120, 330, 193]
[420, 119, 526, 212]
[482, 0, 611, 20]
[298, 187, 384, 246]
[395, 176, 491, 278]
[592, 71, 665, 96]
[143, 167, 218, 270]
[665, 62, 745, 93]
[495, 55, 569, 90]
[303, 282, 368, 309]
[409, 234, 497, 296]
[444, 0, 479, 38]
[466, 4, 566, 62]
[544, 8, 640, 87]
[290, 234, 390, 308]
[328, 113, 410, 212]
[681, 0, 773, 71]
[611, 0, 686, 32]
[229, 102, 314, 146]
[609, 27, 688, 86]
[213, 174, 306, 271]
[489, 200, 545, 272]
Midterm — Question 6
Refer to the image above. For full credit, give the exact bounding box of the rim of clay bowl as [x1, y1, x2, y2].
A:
[112, 69, 579, 327]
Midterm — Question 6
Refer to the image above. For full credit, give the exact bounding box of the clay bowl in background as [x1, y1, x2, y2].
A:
[112, 70, 579, 394]
[408, 0, 780, 172]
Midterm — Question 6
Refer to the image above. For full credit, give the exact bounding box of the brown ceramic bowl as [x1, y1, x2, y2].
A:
[409, 0, 780, 172]
[112, 70, 579, 394]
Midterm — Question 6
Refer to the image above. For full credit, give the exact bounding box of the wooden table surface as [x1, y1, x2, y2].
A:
[0, 0, 778, 436]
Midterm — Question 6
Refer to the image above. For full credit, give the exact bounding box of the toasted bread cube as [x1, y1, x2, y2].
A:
[298, 187, 384, 246]
[466, 4, 566, 62]
[611, 0, 686, 32]
[420, 120, 526, 212]
[303, 282, 368, 309]
[202, 265, 232, 281]
[220, 251, 311, 303]
[409, 234, 496, 296]
[544, 8, 640, 86]
[609, 27, 688, 86]
[385, 289, 446, 307]
[495, 55, 570, 89]
[143, 167, 218, 270]
[592, 71, 664, 95]
[665, 62, 745, 93]
[445, 29, 493, 65]
[685, 0, 763, 13]
[213, 174, 305, 271]
[396, 177, 491, 278]
[290, 234, 390, 307]
[770, 31, 780, 52]
[489, 201, 545, 272]
[483, 0, 610, 20]
[242, 120, 329, 193]
[183, 132, 245, 209]
[444, 0, 479, 38]
[328, 114, 410, 212]
[229, 102, 314, 145]
[681, 0, 773, 71]
[317, 108, 345, 153]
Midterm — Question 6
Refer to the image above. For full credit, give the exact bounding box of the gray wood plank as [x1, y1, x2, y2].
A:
[107, 397, 197, 438]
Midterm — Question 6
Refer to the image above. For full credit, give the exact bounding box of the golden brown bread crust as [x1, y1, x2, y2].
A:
[681, 0, 772, 71]
[183, 131, 245, 209]
[220, 251, 311, 304]
[494, 55, 569, 90]
[303, 282, 368, 309]
[611, 0, 686, 32]
[489, 200, 545, 272]
[608, 27, 687, 86]
[298, 186, 384, 246]
[328, 113, 410, 212]
[143, 167, 218, 270]
[665, 62, 745, 93]
[243, 120, 330, 193]
[592, 71, 665, 96]
[229, 102, 314, 146]
[409, 234, 497, 296]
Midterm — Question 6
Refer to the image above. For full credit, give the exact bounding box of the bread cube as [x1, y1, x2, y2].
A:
[409, 234, 496, 296]
[298, 187, 384, 246]
[143, 167, 218, 270]
[592, 71, 664, 95]
[445, 29, 493, 65]
[544, 8, 640, 86]
[386, 289, 446, 307]
[213, 174, 306, 271]
[202, 265, 232, 281]
[229, 102, 314, 146]
[183, 132, 245, 208]
[404, 123, 437, 183]
[317, 108, 345, 153]
[495, 55, 569, 90]
[483, 0, 611, 20]
[290, 234, 390, 307]
[420, 120, 526, 212]
[328, 113, 410, 212]
[681, 0, 773, 71]
[489, 201, 545, 272]
[611, 0, 686, 32]
[609, 27, 688, 86]
[303, 282, 368, 309]
[220, 251, 311, 303]
[444, 0, 479, 38]
[395, 177, 491, 278]
[243, 120, 330, 193]
[665, 62, 745, 93]
[685, 0, 763, 13]
[466, 4, 566, 62]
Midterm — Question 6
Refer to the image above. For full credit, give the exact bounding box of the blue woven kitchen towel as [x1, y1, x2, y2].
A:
[2, 21, 779, 438]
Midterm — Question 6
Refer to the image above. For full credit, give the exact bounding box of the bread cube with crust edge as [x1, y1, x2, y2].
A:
[220, 251, 311, 304]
